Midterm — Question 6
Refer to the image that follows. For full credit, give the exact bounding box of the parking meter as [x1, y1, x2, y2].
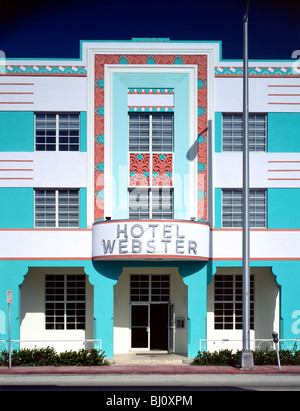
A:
[272, 331, 281, 370]
[272, 331, 279, 344]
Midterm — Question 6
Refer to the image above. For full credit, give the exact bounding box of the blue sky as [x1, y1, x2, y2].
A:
[0, 0, 299, 60]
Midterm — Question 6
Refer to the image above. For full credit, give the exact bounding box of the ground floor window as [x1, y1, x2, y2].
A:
[45, 274, 86, 330]
[214, 274, 254, 330]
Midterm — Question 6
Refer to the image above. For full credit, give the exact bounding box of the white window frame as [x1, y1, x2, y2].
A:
[34, 188, 80, 228]
[222, 113, 267, 152]
[35, 113, 80, 152]
[222, 189, 267, 228]
[45, 274, 86, 330]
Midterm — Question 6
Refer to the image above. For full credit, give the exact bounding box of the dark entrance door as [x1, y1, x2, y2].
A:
[131, 304, 149, 349]
[150, 304, 168, 350]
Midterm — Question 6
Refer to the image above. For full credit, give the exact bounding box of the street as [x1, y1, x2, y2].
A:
[1, 373, 300, 392]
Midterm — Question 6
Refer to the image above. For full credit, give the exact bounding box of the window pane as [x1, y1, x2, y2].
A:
[222, 189, 266, 228]
[58, 113, 80, 151]
[58, 189, 79, 227]
[129, 188, 150, 219]
[129, 114, 150, 151]
[222, 114, 266, 151]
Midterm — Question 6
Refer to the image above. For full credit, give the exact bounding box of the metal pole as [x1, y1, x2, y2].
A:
[8, 301, 11, 368]
[6, 290, 13, 368]
[239, 0, 254, 370]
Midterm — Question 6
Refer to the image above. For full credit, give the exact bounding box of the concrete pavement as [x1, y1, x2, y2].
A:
[1, 364, 300, 375]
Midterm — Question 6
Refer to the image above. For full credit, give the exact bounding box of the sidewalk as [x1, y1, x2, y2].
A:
[1, 364, 300, 375]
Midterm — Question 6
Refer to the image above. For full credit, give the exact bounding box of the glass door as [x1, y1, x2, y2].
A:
[130, 304, 149, 349]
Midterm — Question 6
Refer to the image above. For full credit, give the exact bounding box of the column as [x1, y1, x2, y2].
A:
[180, 262, 209, 357]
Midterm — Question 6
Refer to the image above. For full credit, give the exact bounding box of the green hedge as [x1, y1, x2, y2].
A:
[192, 349, 300, 366]
[0, 347, 109, 367]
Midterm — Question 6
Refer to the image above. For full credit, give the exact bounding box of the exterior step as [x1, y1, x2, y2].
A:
[108, 353, 191, 365]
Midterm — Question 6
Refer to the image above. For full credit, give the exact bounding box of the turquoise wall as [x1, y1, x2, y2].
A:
[1, 257, 299, 357]
[0, 188, 34, 228]
[0, 188, 87, 229]
[214, 112, 300, 153]
[212, 259, 300, 342]
[79, 188, 87, 228]
[0, 111, 87, 152]
[214, 188, 300, 229]
[80, 111, 87, 152]
[214, 188, 222, 228]
[268, 188, 300, 228]
[112, 72, 190, 220]
[214, 112, 222, 153]
[0, 259, 209, 358]
[268, 113, 300, 152]
[0, 112, 34, 151]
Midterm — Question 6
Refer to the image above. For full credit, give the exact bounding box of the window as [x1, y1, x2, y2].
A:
[129, 188, 173, 220]
[130, 274, 170, 302]
[45, 274, 86, 330]
[222, 114, 267, 151]
[129, 113, 173, 152]
[34, 189, 80, 228]
[214, 274, 254, 330]
[222, 189, 267, 228]
[35, 113, 80, 151]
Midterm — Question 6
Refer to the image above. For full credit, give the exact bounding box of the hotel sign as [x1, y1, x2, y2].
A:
[92, 220, 209, 260]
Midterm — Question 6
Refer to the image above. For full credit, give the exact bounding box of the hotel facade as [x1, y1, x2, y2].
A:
[0, 39, 299, 358]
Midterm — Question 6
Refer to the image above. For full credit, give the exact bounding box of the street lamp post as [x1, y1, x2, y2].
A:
[239, 1, 254, 370]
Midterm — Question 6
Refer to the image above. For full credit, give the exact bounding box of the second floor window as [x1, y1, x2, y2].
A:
[34, 189, 80, 228]
[222, 114, 267, 152]
[35, 113, 80, 151]
[222, 189, 267, 228]
[129, 188, 173, 220]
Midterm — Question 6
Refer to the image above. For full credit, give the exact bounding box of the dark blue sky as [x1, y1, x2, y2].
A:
[0, 0, 299, 60]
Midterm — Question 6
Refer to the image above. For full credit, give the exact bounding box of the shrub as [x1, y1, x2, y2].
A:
[0, 347, 109, 367]
[192, 349, 300, 366]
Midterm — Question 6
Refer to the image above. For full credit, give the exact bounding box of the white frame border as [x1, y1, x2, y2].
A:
[86, 45, 215, 227]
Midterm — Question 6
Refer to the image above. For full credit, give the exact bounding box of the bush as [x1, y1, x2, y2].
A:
[0, 347, 109, 367]
[192, 349, 300, 366]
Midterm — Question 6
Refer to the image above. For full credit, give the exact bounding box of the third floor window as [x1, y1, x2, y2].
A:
[35, 113, 80, 151]
[129, 113, 174, 152]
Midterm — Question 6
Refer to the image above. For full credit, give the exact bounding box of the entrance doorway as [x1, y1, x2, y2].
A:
[130, 274, 174, 352]
[130, 303, 171, 350]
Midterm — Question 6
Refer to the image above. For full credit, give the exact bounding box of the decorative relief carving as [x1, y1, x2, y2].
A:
[129, 153, 150, 186]
[152, 153, 173, 186]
